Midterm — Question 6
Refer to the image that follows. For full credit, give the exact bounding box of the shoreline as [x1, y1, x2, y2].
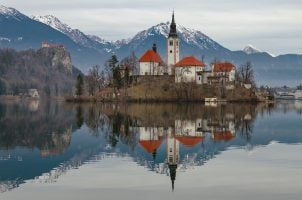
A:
[64, 95, 262, 103]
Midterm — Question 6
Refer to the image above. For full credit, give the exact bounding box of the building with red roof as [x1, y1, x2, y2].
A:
[138, 126, 165, 156]
[139, 140, 162, 154]
[212, 131, 235, 142]
[175, 136, 204, 147]
[209, 62, 236, 83]
[174, 56, 206, 84]
[174, 119, 205, 147]
[139, 44, 167, 75]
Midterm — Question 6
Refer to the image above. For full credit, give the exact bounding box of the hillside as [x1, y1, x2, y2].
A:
[0, 47, 82, 96]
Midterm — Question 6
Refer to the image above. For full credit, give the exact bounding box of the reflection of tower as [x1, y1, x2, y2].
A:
[167, 132, 179, 191]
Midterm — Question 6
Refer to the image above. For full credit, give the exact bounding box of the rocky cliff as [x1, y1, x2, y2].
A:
[0, 46, 82, 96]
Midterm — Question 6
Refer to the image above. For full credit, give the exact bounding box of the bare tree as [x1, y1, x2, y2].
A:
[86, 65, 101, 96]
[238, 61, 255, 85]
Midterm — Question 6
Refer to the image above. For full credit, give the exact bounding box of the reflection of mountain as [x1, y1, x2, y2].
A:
[1, 101, 302, 192]
[0, 100, 80, 192]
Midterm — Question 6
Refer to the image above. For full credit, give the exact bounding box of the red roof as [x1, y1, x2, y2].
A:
[213, 131, 235, 141]
[175, 56, 206, 67]
[139, 140, 162, 154]
[139, 50, 163, 63]
[175, 136, 204, 147]
[212, 62, 235, 72]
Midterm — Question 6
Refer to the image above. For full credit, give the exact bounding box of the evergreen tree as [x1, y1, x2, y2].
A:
[0, 79, 6, 95]
[113, 67, 122, 90]
[75, 74, 84, 96]
[105, 55, 122, 90]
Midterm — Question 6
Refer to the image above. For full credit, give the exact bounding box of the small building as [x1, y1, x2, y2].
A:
[139, 44, 166, 76]
[209, 62, 236, 84]
[42, 41, 64, 49]
[174, 56, 206, 84]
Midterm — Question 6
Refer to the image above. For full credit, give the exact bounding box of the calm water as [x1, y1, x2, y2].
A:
[1, 101, 302, 200]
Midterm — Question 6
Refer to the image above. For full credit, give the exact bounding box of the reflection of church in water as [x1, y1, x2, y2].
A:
[138, 116, 236, 190]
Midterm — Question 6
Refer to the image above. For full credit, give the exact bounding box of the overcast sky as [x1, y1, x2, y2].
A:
[2, 0, 302, 55]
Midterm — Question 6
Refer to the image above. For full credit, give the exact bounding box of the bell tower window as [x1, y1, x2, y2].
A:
[169, 40, 173, 46]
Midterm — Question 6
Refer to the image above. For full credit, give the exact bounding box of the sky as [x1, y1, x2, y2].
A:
[1, 0, 302, 55]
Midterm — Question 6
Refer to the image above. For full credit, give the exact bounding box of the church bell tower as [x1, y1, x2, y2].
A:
[167, 11, 180, 74]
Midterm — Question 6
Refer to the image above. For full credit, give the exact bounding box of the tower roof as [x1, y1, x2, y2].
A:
[168, 164, 177, 191]
[175, 56, 206, 67]
[168, 11, 178, 38]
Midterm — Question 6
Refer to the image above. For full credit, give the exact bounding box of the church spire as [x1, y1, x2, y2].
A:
[169, 11, 177, 38]
[169, 164, 177, 191]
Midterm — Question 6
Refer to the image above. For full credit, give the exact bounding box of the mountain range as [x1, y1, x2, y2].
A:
[1, 5, 302, 86]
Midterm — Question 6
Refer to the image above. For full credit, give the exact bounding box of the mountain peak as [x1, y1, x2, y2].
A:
[32, 15, 73, 33]
[0, 5, 17, 14]
[131, 22, 225, 51]
[243, 44, 261, 54]
[0, 5, 25, 20]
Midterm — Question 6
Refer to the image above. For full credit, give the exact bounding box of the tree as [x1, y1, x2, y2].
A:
[237, 61, 255, 85]
[76, 105, 84, 128]
[105, 55, 119, 85]
[86, 65, 101, 96]
[75, 74, 84, 96]
[0, 79, 6, 95]
[54, 83, 59, 96]
[43, 85, 51, 97]
[112, 67, 122, 90]
[120, 51, 138, 75]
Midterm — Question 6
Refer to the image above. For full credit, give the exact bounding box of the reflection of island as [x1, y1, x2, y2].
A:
[95, 103, 257, 190]
[136, 117, 236, 189]
[2, 101, 302, 193]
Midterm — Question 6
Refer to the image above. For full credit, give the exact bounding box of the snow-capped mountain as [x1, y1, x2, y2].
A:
[115, 22, 230, 61]
[1, 5, 302, 85]
[0, 5, 26, 21]
[32, 15, 108, 51]
[0, 5, 107, 70]
[243, 45, 261, 54]
[31, 15, 73, 34]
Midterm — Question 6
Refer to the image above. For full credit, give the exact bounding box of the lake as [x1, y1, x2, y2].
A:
[1, 100, 302, 200]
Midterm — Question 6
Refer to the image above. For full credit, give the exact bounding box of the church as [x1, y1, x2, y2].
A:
[138, 12, 236, 84]
[138, 12, 181, 76]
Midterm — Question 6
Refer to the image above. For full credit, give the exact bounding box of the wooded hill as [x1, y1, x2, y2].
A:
[0, 47, 82, 96]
